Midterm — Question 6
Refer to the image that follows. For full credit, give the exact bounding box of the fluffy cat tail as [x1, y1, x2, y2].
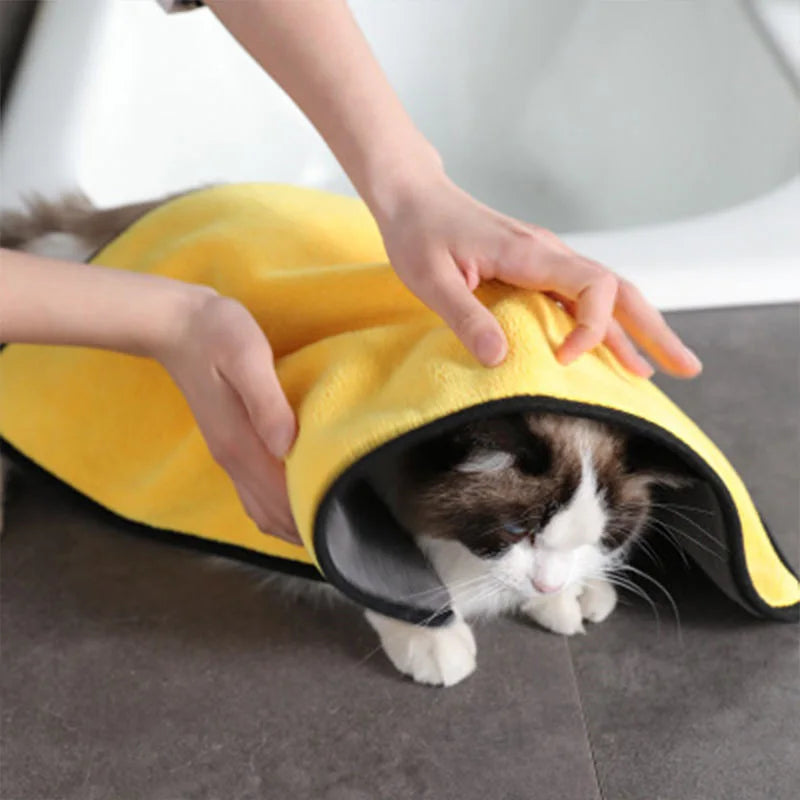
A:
[0, 192, 167, 261]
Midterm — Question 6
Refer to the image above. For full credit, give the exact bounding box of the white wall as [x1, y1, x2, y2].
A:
[2, 0, 797, 233]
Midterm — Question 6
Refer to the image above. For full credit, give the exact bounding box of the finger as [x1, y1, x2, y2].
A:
[555, 268, 618, 365]
[614, 279, 702, 378]
[223, 346, 297, 459]
[237, 480, 301, 545]
[236, 483, 270, 532]
[603, 320, 654, 378]
[547, 291, 653, 377]
[271, 525, 303, 546]
[251, 456, 302, 544]
[198, 374, 301, 544]
[404, 254, 509, 367]
[224, 441, 301, 544]
[493, 233, 619, 362]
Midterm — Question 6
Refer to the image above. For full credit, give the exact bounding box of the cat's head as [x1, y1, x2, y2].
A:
[399, 412, 685, 604]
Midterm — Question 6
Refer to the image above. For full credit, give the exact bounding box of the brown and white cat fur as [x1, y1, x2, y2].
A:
[0, 193, 684, 687]
[365, 412, 682, 685]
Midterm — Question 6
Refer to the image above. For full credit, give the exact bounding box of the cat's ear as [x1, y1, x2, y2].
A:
[405, 413, 545, 477]
[458, 414, 550, 475]
[624, 434, 691, 488]
[455, 449, 515, 474]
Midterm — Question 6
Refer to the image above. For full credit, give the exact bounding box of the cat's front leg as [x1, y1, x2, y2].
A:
[521, 578, 618, 635]
[577, 578, 617, 623]
[520, 584, 585, 635]
[364, 610, 477, 687]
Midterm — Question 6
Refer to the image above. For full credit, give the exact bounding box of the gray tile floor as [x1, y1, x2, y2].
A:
[2, 305, 798, 800]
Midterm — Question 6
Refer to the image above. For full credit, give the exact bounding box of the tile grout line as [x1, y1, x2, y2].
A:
[563, 636, 606, 800]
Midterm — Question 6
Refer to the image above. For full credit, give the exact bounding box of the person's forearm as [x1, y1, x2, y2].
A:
[205, 0, 443, 220]
[0, 248, 212, 356]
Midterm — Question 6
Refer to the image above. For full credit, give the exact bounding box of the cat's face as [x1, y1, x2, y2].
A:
[400, 412, 678, 611]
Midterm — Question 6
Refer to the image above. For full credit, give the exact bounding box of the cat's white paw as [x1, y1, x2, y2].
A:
[578, 579, 617, 624]
[365, 610, 477, 687]
[521, 588, 585, 636]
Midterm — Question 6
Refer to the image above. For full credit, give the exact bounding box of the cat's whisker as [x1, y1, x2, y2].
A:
[485, 573, 521, 593]
[415, 586, 477, 627]
[602, 574, 662, 633]
[641, 519, 693, 564]
[647, 517, 727, 558]
[596, 562, 660, 615]
[458, 577, 504, 601]
[648, 501, 715, 517]
[603, 516, 697, 568]
[353, 641, 389, 668]
[642, 523, 691, 568]
[604, 520, 684, 567]
[462, 586, 508, 619]
[392, 574, 488, 603]
[645, 517, 725, 562]
[445, 585, 501, 613]
[630, 536, 664, 569]
[648, 504, 728, 551]
[613, 564, 683, 643]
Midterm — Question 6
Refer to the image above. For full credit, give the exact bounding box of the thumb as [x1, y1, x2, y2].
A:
[405, 256, 508, 367]
[223, 348, 297, 459]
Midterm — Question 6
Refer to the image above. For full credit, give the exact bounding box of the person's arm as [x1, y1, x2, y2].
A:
[0, 248, 209, 353]
[206, 0, 438, 223]
[206, 0, 701, 378]
[0, 248, 300, 542]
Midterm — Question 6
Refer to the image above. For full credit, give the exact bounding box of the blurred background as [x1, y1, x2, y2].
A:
[1, 0, 799, 307]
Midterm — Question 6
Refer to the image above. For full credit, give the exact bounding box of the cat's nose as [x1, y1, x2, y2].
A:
[532, 578, 564, 594]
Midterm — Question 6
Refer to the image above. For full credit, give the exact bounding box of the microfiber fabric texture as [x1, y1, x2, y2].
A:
[0, 183, 797, 624]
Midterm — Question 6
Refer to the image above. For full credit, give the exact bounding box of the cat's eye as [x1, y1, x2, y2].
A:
[502, 522, 527, 536]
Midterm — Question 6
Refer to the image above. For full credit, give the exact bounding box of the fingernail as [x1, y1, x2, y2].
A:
[267, 427, 295, 459]
[475, 331, 506, 366]
[556, 336, 579, 365]
[637, 356, 655, 378]
[272, 527, 301, 545]
[279, 518, 303, 545]
[685, 348, 703, 372]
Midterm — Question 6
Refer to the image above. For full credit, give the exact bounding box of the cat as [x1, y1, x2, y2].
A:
[0, 192, 686, 686]
[364, 411, 683, 685]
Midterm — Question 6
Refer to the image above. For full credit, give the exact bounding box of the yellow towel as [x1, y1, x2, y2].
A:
[1, 184, 796, 623]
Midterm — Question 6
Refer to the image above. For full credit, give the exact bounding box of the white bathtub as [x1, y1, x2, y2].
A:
[2, 0, 798, 309]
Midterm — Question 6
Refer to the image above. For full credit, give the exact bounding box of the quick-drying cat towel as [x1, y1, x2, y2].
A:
[1, 184, 797, 623]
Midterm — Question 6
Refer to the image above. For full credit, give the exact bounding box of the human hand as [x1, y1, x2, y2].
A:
[155, 292, 301, 544]
[372, 171, 702, 379]
[1, 248, 301, 543]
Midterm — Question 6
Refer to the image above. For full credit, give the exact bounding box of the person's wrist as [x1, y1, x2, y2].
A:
[358, 137, 446, 228]
[144, 280, 219, 365]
